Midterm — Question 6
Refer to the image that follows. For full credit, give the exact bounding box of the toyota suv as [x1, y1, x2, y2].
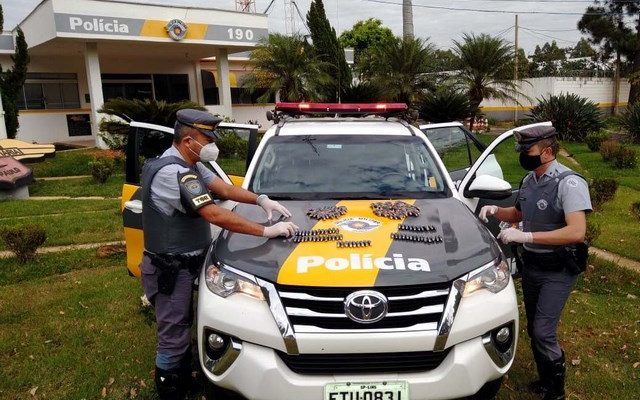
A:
[121, 103, 552, 400]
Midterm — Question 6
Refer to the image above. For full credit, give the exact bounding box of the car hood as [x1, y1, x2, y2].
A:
[212, 199, 501, 287]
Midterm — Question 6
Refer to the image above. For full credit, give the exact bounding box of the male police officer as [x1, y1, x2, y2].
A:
[140, 109, 298, 399]
[479, 126, 591, 400]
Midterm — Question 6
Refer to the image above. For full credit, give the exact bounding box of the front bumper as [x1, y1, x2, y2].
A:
[197, 270, 518, 400]
[201, 335, 511, 400]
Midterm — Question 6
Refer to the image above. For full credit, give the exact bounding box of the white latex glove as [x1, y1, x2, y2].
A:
[263, 221, 299, 238]
[497, 228, 533, 245]
[478, 205, 499, 223]
[257, 195, 293, 220]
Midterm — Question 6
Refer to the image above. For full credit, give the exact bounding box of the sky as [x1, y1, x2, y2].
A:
[1, 0, 594, 54]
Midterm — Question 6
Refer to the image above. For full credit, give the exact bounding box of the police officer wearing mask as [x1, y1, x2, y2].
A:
[140, 109, 298, 399]
[479, 126, 592, 400]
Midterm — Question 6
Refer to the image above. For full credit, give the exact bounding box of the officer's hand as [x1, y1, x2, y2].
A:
[478, 205, 499, 223]
[257, 195, 293, 220]
[263, 221, 299, 238]
[497, 228, 533, 244]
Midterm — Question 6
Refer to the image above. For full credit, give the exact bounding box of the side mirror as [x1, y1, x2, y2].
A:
[464, 174, 512, 200]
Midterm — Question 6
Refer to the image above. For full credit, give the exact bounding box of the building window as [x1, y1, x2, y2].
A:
[17, 73, 81, 110]
[101, 73, 190, 103]
[201, 70, 219, 105]
[201, 70, 275, 105]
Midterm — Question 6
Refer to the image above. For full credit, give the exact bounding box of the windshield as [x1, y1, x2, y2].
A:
[249, 135, 449, 200]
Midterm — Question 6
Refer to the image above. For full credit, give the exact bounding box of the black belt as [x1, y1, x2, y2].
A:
[144, 251, 206, 295]
[522, 249, 564, 271]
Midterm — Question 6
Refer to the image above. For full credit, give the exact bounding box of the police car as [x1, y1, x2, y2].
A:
[121, 103, 553, 400]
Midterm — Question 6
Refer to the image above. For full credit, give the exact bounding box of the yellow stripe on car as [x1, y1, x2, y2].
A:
[277, 200, 416, 287]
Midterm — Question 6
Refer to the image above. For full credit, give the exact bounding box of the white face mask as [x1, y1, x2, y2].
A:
[189, 139, 219, 162]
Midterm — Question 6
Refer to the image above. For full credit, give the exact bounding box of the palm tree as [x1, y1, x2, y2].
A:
[242, 33, 332, 102]
[402, 0, 414, 39]
[358, 36, 436, 106]
[451, 33, 524, 131]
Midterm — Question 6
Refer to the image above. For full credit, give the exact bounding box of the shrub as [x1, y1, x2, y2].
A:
[618, 101, 640, 143]
[528, 93, 604, 141]
[631, 202, 640, 221]
[418, 87, 473, 123]
[589, 178, 618, 209]
[599, 140, 620, 161]
[585, 219, 601, 244]
[216, 131, 248, 159]
[612, 146, 638, 169]
[585, 131, 609, 152]
[1, 225, 47, 263]
[88, 156, 115, 183]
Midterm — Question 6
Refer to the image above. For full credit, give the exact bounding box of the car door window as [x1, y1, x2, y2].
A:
[421, 126, 483, 174]
[473, 136, 523, 188]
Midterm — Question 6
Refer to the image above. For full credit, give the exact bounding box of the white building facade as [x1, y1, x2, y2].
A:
[0, 0, 271, 145]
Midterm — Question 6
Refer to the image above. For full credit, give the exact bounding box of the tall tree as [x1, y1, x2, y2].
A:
[530, 41, 566, 77]
[570, 37, 598, 59]
[578, 0, 640, 102]
[451, 33, 522, 130]
[358, 36, 435, 106]
[0, 5, 29, 139]
[339, 18, 394, 66]
[243, 34, 332, 102]
[402, 0, 414, 39]
[306, 0, 352, 101]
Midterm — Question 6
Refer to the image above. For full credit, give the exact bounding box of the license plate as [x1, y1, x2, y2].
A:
[324, 381, 409, 400]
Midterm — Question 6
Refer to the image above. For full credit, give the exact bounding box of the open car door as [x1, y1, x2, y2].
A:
[419, 122, 487, 187]
[120, 120, 260, 277]
[454, 121, 553, 270]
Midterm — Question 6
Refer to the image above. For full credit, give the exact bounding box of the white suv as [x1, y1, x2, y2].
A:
[191, 103, 548, 400]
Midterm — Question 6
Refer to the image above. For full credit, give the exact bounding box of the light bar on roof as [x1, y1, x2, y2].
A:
[275, 102, 408, 114]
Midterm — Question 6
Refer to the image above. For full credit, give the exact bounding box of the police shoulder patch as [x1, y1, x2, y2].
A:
[178, 171, 213, 210]
[566, 177, 579, 188]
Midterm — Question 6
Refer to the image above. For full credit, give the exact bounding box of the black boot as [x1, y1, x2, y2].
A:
[543, 354, 566, 400]
[522, 348, 549, 395]
[155, 366, 186, 400]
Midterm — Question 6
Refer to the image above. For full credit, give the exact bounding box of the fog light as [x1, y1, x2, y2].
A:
[496, 327, 510, 344]
[208, 333, 226, 351]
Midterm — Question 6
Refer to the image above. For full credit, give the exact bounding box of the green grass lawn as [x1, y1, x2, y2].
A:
[29, 175, 124, 198]
[0, 253, 637, 399]
[588, 186, 640, 262]
[0, 199, 123, 251]
[30, 149, 125, 178]
[563, 142, 640, 191]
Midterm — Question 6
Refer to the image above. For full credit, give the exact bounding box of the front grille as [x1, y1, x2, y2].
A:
[278, 349, 451, 374]
[276, 283, 451, 332]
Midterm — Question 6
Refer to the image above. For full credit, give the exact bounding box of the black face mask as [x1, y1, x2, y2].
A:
[519, 152, 543, 171]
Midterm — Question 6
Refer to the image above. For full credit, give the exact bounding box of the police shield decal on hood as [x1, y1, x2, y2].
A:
[212, 199, 501, 287]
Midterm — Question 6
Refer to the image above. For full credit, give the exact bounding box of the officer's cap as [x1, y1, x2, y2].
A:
[176, 109, 223, 140]
[514, 125, 557, 152]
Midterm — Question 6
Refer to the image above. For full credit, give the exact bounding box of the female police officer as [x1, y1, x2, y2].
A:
[479, 126, 591, 400]
[140, 109, 298, 399]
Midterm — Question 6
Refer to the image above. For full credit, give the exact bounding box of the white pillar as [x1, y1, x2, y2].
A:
[0, 89, 7, 139]
[84, 42, 107, 148]
[193, 60, 204, 105]
[216, 48, 233, 118]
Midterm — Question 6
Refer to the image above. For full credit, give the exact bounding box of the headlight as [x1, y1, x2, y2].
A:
[205, 264, 265, 301]
[463, 257, 510, 297]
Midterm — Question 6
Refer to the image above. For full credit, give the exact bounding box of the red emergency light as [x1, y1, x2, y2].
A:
[275, 102, 408, 115]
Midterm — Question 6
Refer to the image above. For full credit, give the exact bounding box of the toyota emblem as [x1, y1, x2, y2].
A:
[344, 290, 388, 324]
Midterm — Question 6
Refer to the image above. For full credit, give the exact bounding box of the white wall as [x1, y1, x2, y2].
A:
[18, 111, 90, 143]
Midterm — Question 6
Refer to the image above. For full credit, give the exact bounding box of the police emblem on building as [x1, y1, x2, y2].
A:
[166, 19, 188, 41]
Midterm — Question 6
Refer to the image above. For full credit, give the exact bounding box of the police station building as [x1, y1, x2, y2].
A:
[0, 0, 271, 145]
